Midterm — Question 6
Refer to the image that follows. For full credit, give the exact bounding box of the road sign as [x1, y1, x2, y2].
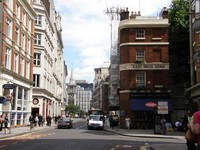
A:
[157, 101, 168, 114]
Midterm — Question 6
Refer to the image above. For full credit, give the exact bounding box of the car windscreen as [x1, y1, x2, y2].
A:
[59, 118, 71, 122]
[89, 115, 104, 121]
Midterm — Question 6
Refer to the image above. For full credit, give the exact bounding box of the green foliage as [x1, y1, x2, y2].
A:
[168, 0, 190, 84]
[65, 104, 80, 115]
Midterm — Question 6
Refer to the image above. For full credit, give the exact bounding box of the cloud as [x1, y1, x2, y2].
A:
[54, 0, 172, 83]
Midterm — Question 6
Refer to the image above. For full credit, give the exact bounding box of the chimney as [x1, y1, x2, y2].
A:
[120, 7, 129, 21]
[130, 11, 141, 19]
[159, 7, 168, 19]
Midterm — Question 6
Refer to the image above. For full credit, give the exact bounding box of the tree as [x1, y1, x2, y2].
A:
[169, 0, 190, 86]
[65, 104, 80, 115]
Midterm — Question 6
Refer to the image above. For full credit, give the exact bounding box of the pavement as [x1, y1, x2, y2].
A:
[0, 121, 187, 150]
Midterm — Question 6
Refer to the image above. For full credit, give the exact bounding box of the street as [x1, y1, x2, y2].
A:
[0, 118, 187, 150]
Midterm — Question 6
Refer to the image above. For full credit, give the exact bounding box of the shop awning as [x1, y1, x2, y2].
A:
[131, 98, 173, 112]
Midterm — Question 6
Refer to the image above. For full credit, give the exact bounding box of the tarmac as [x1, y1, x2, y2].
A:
[0, 121, 187, 150]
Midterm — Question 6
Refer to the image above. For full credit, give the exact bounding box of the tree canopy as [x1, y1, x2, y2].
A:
[168, 0, 190, 85]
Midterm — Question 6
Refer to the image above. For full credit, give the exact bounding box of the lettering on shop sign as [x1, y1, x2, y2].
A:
[120, 63, 169, 71]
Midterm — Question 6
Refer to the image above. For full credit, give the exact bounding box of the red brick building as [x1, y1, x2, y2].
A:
[118, 8, 172, 129]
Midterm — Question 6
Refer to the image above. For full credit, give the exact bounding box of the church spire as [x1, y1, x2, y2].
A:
[69, 66, 76, 85]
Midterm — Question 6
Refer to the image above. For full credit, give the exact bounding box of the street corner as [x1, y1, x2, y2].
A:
[111, 145, 141, 150]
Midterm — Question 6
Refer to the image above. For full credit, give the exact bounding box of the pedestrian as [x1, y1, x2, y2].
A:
[160, 116, 166, 135]
[29, 115, 34, 130]
[109, 114, 114, 129]
[47, 115, 52, 126]
[125, 116, 131, 131]
[113, 115, 119, 131]
[38, 114, 43, 127]
[0, 115, 4, 131]
[3, 114, 9, 134]
[182, 110, 196, 150]
[191, 100, 200, 150]
[175, 119, 182, 131]
[35, 115, 39, 127]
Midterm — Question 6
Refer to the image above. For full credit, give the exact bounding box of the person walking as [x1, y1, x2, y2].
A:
[3, 114, 9, 134]
[191, 100, 200, 150]
[160, 116, 166, 135]
[182, 110, 196, 150]
[125, 116, 131, 131]
[0, 115, 4, 131]
[29, 115, 34, 130]
[38, 114, 43, 127]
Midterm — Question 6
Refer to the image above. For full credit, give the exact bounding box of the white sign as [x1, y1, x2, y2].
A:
[157, 101, 168, 114]
[120, 63, 169, 71]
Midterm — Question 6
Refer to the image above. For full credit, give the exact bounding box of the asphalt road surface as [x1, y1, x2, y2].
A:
[0, 118, 186, 150]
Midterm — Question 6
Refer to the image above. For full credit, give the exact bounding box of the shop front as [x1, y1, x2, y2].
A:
[130, 93, 173, 130]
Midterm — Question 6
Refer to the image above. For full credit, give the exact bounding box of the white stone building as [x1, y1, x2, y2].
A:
[32, 0, 67, 121]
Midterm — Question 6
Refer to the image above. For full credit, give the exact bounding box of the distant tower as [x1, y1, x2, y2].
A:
[68, 67, 76, 105]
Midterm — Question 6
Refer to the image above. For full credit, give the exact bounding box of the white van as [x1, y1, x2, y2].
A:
[87, 114, 104, 130]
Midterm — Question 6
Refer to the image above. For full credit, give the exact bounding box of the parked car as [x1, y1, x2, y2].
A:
[57, 117, 73, 129]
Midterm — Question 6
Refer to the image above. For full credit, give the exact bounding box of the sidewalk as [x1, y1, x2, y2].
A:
[0, 124, 56, 139]
[104, 126, 185, 139]
[104, 126, 187, 150]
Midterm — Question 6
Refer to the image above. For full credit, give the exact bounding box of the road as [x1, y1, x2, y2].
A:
[0, 118, 187, 150]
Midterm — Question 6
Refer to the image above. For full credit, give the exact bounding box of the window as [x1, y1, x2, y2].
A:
[7, 0, 12, 9]
[6, 18, 12, 38]
[14, 53, 18, 73]
[26, 61, 30, 79]
[35, 15, 42, 25]
[195, 0, 200, 19]
[34, 33, 41, 45]
[136, 72, 145, 87]
[5, 47, 11, 69]
[28, 18, 31, 30]
[21, 33, 25, 49]
[20, 57, 24, 76]
[22, 12, 26, 26]
[18, 87, 23, 99]
[27, 39, 31, 55]
[15, 26, 19, 45]
[136, 29, 145, 39]
[136, 50, 144, 62]
[34, 53, 41, 66]
[33, 74, 40, 87]
[16, 4, 20, 19]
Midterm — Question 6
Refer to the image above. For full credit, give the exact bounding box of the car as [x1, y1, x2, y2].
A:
[87, 115, 104, 130]
[57, 117, 73, 129]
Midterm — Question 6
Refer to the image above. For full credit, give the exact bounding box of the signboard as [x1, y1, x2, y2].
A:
[32, 98, 39, 105]
[145, 102, 157, 108]
[157, 101, 168, 114]
[3, 84, 14, 89]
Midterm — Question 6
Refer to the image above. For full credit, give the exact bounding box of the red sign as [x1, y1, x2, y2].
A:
[145, 102, 157, 108]
[32, 98, 39, 105]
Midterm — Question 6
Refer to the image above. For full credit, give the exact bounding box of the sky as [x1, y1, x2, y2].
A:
[53, 0, 172, 83]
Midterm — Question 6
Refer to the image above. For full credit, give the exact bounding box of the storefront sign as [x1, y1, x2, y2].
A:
[157, 101, 168, 114]
[120, 63, 169, 71]
[32, 98, 39, 105]
[145, 102, 157, 108]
